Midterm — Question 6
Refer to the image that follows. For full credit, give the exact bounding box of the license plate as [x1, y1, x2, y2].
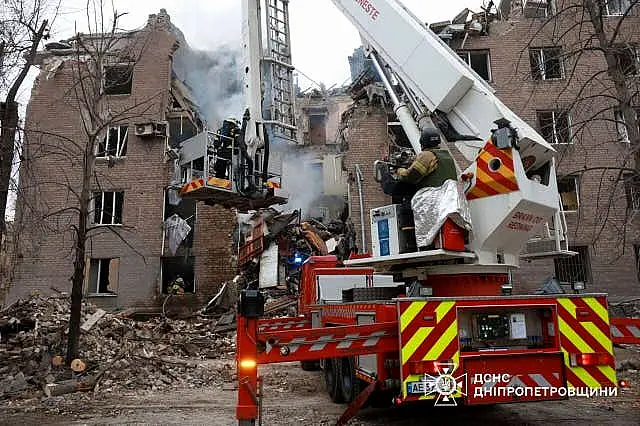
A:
[407, 377, 437, 395]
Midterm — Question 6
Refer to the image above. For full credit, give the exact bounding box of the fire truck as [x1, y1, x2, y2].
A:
[174, 1, 640, 425]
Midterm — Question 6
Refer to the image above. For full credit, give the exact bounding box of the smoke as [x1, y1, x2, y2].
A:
[171, 35, 244, 127]
[279, 149, 325, 219]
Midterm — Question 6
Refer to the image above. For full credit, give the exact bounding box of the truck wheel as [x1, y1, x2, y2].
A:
[300, 360, 321, 371]
[338, 357, 361, 403]
[324, 358, 344, 403]
[238, 420, 255, 426]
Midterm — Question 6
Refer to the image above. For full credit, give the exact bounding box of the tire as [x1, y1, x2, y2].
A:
[238, 420, 255, 426]
[338, 357, 361, 403]
[324, 358, 344, 403]
[300, 360, 321, 371]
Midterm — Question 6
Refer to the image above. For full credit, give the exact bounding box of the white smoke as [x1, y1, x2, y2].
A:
[278, 149, 325, 219]
[171, 31, 244, 127]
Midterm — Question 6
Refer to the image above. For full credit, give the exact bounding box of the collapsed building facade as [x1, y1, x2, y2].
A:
[9, 11, 236, 310]
[7, 1, 640, 310]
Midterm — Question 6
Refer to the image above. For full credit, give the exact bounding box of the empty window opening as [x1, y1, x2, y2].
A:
[164, 188, 196, 251]
[103, 64, 133, 95]
[558, 175, 580, 212]
[161, 256, 195, 294]
[529, 47, 564, 80]
[613, 44, 639, 76]
[605, 0, 631, 16]
[309, 114, 328, 145]
[457, 50, 491, 81]
[613, 108, 640, 142]
[97, 125, 128, 157]
[537, 110, 571, 144]
[523, 0, 556, 18]
[624, 173, 640, 211]
[88, 258, 119, 294]
[93, 191, 124, 225]
[554, 246, 591, 286]
[168, 117, 197, 148]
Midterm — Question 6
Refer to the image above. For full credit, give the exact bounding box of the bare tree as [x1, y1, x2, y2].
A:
[497, 0, 640, 251]
[0, 0, 56, 245]
[15, 1, 160, 363]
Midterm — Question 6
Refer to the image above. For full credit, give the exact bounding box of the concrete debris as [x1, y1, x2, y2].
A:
[0, 295, 236, 400]
[235, 208, 358, 316]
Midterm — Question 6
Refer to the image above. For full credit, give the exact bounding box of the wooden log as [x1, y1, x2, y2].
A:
[43, 377, 97, 397]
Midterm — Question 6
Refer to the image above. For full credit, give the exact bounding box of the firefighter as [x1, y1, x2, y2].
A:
[213, 118, 239, 179]
[169, 277, 186, 295]
[380, 128, 457, 203]
[395, 128, 457, 189]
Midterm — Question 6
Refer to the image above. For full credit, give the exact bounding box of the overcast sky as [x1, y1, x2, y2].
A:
[49, 0, 486, 88]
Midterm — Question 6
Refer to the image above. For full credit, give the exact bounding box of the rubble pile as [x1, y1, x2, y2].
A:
[0, 295, 236, 400]
[609, 299, 640, 319]
[235, 208, 358, 313]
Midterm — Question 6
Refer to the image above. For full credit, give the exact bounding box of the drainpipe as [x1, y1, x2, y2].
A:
[354, 164, 366, 252]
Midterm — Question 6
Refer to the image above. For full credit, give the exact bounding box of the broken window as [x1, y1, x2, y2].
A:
[97, 125, 128, 157]
[554, 246, 591, 286]
[168, 117, 197, 148]
[605, 0, 631, 15]
[529, 47, 564, 80]
[523, 0, 555, 18]
[613, 44, 639, 76]
[308, 113, 328, 145]
[93, 191, 124, 225]
[163, 188, 195, 252]
[457, 50, 492, 81]
[87, 258, 119, 294]
[161, 256, 195, 294]
[614, 107, 640, 142]
[624, 173, 640, 211]
[103, 64, 133, 95]
[558, 175, 580, 212]
[307, 162, 324, 194]
[537, 110, 571, 144]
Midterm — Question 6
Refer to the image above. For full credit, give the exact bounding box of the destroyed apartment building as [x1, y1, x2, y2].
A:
[338, 0, 640, 298]
[8, 10, 237, 310]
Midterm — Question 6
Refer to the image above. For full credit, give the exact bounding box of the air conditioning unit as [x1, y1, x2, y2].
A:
[135, 121, 168, 138]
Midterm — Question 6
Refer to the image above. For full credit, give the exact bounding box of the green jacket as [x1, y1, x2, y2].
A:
[400, 149, 457, 188]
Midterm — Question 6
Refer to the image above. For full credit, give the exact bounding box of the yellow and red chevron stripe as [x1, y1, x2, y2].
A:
[466, 141, 519, 200]
[179, 177, 232, 195]
[399, 300, 460, 400]
[557, 297, 617, 388]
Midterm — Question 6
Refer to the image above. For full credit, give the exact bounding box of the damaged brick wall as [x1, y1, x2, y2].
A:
[342, 100, 391, 252]
[9, 11, 236, 311]
[449, 8, 640, 298]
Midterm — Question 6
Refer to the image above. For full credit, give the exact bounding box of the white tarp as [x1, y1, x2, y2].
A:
[412, 179, 473, 247]
[164, 214, 192, 255]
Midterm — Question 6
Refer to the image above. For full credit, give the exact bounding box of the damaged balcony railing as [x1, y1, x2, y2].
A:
[175, 129, 286, 210]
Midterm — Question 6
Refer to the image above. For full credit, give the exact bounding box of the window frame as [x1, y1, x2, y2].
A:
[537, 109, 572, 144]
[102, 63, 134, 95]
[457, 50, 492, 81]
[96, 125, 128, 158]
[613, 43, 640, 76]
[613, 107, 640, 143]
[92, 191, 124, 226]
[87, 258, 119, 296]
[605, 0, 631, 16]
[623, 172, 640, 211]
[557, 175, 580, 213]
[523, 0, 556, 18]
[529, 47, 565, 81]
